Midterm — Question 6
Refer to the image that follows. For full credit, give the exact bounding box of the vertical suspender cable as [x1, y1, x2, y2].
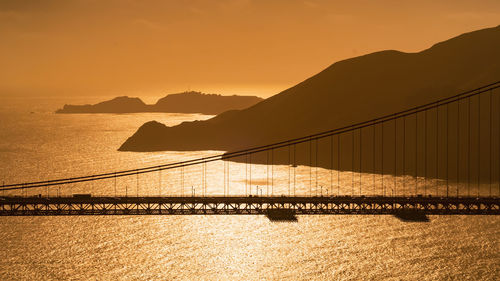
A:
[294, 144, 296, 196]
[382, 123, 384, 196]
[359, 129, 362, 195]
[446, 104, 449, 197]
[415, 113, 418, 195]
[374, 124, 376, 193]
[457, 101, 460, 197]
[478, 95, 481, 197]
[338, 134, 341, 195]
[245, 154, 248, 196]
[436, 107, 439, 196]
[308, 140, 312, 196]
[394, 119, 397, 196]
[316, 139, 318, 196]
[288, 144, 291, 196]
[468, 97, 471, 197]
[403, 117, 406, 196]
[331, 135, 333, 195]
[424, 110, 427, 195]
[249, 154, 252, 196]
[266, 151, 269, 197]
[271, 150, 275, 196]
[352, 131, 355, 196]
[489, 90, 492, 197]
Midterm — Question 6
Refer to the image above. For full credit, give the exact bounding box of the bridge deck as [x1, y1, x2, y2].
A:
[1, 196, 499, 216]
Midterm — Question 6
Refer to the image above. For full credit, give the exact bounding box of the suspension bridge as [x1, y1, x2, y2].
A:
[1, 82, 500, 216]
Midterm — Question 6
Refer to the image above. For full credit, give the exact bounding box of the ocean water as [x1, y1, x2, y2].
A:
[0, 97, 499, 280]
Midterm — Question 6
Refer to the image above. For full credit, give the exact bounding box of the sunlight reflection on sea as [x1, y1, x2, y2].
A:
[0, 97, 498, 280]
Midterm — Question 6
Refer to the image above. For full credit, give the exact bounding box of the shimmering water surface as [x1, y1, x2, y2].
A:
[0, 97, 499, 280]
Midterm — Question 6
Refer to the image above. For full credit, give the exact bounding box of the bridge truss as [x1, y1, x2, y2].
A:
[1, 196, 498, 216]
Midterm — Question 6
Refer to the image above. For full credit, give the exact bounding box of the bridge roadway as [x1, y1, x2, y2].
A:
[0, 195, 499, 216]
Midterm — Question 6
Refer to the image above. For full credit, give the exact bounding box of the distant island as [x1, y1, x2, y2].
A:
[56, 91, 263, 115]
[119, 25, 500, 158]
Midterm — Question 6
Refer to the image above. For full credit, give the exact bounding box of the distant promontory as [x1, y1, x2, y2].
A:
[56, 92, 263, 115]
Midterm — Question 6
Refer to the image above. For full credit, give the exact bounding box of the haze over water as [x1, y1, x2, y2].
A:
[0, 98, 498, 280]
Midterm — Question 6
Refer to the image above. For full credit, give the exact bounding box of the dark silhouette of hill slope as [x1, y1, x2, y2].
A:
[120, 25, 500, 157]
[56, 92, 263, 115]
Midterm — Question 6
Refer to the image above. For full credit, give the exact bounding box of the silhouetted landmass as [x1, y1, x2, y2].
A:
[57, 96, 148, 113]
[56, 92, 263, 115]
[154, 92, 264, 115]
[120, 25, 500, 157]
[120, 25, 500, 182]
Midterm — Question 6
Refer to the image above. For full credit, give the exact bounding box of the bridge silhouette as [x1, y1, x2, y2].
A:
[1, 82, 500, 217]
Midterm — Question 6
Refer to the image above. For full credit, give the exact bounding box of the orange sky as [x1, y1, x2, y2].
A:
[1, 0, 499, 98]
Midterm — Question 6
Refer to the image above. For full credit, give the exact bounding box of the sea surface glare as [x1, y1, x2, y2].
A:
[0, 97, 498, 280]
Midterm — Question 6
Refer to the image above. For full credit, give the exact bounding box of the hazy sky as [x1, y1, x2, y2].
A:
[1, 0, 499, 98]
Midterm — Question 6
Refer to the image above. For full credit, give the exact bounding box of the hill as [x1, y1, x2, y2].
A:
[154, 92, 264, 115]
[57, 96, 147, 113]
[119, 25, 500, 155]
